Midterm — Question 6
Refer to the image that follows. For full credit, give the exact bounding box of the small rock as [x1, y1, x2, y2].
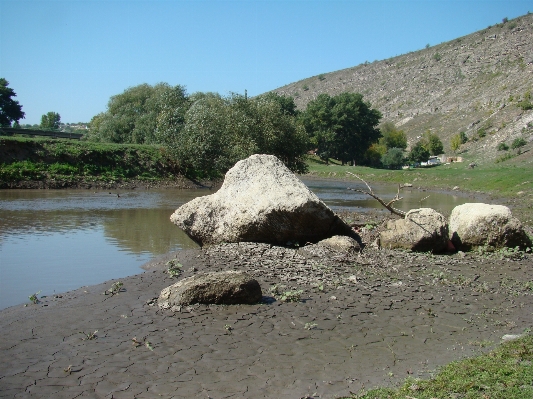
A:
[501, 334, 522, 341]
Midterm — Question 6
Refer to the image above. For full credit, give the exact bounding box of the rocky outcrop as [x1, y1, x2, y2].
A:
[158, 271, 262, 309]
[171, 154, 353, 246]
[449, 203, 532, 251]
[379, 208, 449, 252]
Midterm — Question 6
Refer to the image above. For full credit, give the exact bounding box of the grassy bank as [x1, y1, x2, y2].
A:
[343, 333, 533, 399]
[0, 136, 180, 184]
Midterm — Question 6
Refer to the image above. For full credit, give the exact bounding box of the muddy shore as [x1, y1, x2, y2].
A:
[1, 240, 532, 399]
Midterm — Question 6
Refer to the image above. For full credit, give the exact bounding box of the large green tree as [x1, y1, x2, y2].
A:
[0, 78, 25, 126]
[40, 112, 61, 130]
[88, 83, 189, 143]
[301, 92, 381, 165]
[156, 92, 308, 176]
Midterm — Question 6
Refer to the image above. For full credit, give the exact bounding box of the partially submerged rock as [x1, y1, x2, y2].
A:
[158, 271, 262, 309]
[449, 203, 532, 251]
[379, 208, 449, 252]
[171, 154, 353, 246]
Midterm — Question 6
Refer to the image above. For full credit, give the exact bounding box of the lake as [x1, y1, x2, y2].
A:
[0, 178, 477, 309]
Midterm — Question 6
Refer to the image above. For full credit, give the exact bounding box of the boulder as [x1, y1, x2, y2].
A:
[317, 235, 361, 253]
[449, 203, 532, 251]
[170, 154, 353, 246]
[379, 208, 449, 252]
[158, 271, 262, 309]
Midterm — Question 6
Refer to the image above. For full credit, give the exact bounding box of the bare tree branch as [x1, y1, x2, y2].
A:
[346, 171, 406, 217]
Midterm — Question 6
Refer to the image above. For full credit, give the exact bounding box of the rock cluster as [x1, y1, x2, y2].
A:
[380, 203, 531, 253]
[171, 154, 353, 246]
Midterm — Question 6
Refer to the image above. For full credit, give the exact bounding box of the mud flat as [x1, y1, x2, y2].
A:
[1, 243, 532, 399]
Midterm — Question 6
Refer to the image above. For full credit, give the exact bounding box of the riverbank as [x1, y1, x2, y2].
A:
[305, 155, 533, 228]
[1, 240, 532, 398]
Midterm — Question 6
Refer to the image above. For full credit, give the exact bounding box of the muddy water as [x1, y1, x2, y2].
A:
[0, 179, 479, 309]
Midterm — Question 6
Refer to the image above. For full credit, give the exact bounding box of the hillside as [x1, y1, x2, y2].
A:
[273, 13, 533, 164]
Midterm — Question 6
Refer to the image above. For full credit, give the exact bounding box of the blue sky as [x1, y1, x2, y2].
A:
[1, 0, 531, 124]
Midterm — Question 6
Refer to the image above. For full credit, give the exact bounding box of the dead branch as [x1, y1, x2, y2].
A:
[346, 172, 406, 217]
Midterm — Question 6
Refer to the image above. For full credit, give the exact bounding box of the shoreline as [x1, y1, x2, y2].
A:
[1, 242, 532, 398]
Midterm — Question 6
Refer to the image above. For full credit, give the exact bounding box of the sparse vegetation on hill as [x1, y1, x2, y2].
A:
[273, 13, 533, 164]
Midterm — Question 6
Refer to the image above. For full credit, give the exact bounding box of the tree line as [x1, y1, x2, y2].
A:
[1, 78, 445, 177]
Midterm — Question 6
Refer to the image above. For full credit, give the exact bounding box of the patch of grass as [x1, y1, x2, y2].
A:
[166, 259, 182, 278]
[343, 333, 533, 399]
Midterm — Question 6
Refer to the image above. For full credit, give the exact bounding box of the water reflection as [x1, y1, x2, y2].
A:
[301, 178, 476, 216]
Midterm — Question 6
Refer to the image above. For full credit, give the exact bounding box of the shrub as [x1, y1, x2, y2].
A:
[477, 127, 487, 138]
[381, 148, 405, 169]
[433, 53, 442, 61]
[495, 153, 514, 163]
[511, 137, 527, 149]
[302, 85, 309, 91]
[317, 74, 326, 81]
[502, 17, 508, 23]
[497, 142, 509, 151]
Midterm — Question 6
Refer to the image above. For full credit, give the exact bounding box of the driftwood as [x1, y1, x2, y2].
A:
[346, 172, 406, 217]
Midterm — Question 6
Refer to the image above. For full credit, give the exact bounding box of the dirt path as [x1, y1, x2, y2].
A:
[1, 243, 532, 399]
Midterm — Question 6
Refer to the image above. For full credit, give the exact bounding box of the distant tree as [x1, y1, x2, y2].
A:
[40, 112, 61, 130]
[12, 121, 21, 129]
[364, 142, 387, 167]
[381, 148, 405, 169]
[450, 134, 462, 153]
[257, 92, 299, 116]
[0, 78, 25, 126]
[380, 121, 407, 150]
[409, 141, 430, 163]
[459, 131, 468, 144]
[420, 130, 444, 155]
[301, 92, 381, 165]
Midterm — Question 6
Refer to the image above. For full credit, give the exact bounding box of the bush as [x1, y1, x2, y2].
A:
[433, 53, 442, 61]
[381, 148, 405, 169]
[317, 74, 326, 81]
[477, 127, 487, 138]
[511, 137, 527, 149]
[497, 142, 509, 151]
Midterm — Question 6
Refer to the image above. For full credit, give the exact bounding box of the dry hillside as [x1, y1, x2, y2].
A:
[273, 13, 533, 164]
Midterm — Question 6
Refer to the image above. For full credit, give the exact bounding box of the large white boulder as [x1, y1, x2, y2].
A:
[449, 203, 531, 251]
[379, 208, 449, 252]
[171, 154, 353, 246]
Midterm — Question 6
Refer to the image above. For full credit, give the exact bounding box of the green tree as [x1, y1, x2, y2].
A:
[421, 130, 444, 155]
[88, 83, 189, 143]
[301, 92, 381, 165]
[459, 131, 468, 144]
[409, 141, 430, 163]
[40, 112, 61, 130]
[380, 121, 407, 150]
[450, 134, 462, 153]
[0, 78, 25, 126]
[381, 148, 405, 169]
[157, 92, 308, 177]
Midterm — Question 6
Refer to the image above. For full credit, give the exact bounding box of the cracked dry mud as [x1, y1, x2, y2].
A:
[1, 243, 532, 399]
